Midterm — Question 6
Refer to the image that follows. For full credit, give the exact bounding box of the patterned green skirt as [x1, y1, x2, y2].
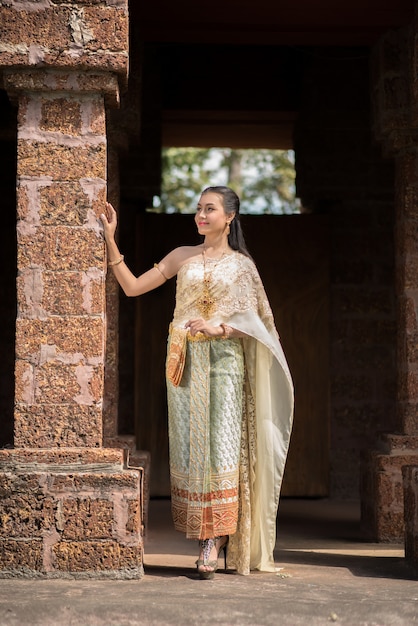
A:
[167, 335, 244, 540]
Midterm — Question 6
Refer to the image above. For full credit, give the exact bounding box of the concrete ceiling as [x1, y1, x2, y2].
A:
[131, 0, 415, 149]
[135, 0, 415, 46]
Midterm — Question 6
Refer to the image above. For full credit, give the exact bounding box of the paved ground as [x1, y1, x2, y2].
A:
[0, 499, 417, 626]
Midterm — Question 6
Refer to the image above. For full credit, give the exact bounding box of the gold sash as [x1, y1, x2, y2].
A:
[166, 326, 187, 387]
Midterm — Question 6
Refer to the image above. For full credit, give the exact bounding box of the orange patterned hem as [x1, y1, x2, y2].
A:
[172, 499, 239, 539]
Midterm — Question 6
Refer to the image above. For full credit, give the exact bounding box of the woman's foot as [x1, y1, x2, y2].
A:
[196, 536, 229, 580]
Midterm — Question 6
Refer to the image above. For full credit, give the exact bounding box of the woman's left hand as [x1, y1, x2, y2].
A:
[100, 202, 118, 243]
[185, 318, 223, 337]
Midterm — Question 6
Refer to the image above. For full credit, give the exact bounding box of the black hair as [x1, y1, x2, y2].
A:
[201, 186, 252, 258]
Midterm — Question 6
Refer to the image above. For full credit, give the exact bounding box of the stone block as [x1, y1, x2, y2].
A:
[35, 362, 84, 404]
[402, 186, 418, 220]
[60, 498, 114, 540]
[404, 332, 418, 363]
[398, 370, 418, 402]
[17, 227, 104, 271]
[397, 403, 418, 434]
[399, 296, 418, 335]
[397, 151, 418, 182]
[14, 359, 34, 405]
[83, 6, 128, 53]
[105, 435, 136, 451]
[16, 184, 29, 221]
[127, 450, 151, 535]
[89, 98, 106, 134]
[0, 457, 143, 578]
[0, 4, 128, 77]
[46, 471, 140, 493]
[22, 270, 104, 317]
[361, 442, 418, 541]
[0, 6, 70, 50]
[48, 362, 104, 406]
[382, 76, 409, 114]
[38, 272, 85, 316]
[17, 141, 106, 180]
[126, 498, 140, 535]
[402, 465, 418, 577]
[15, 317, 104, 360]
[4, 70, 120, 102]
[14, 404, 103, 448]
[52, 541, 141, 574]
[39, 182, 97, 226]
[396, 220, 418, 260]
[404, 255, 418, 291]
[40, 98, 82, 135]
[0, 448, 124, 469]
[0, 540, 43, 572]
[0, 473, 55, 537]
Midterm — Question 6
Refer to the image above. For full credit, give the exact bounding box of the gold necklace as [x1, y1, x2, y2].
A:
[196, 247, 225, 319]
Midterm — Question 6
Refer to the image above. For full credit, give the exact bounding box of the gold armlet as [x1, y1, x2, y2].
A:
[154, 263, 168, 281]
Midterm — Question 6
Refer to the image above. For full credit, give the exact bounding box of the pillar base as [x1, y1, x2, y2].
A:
[403, 465, 418, 578]
[361, 434, 418, 541]
[105, 436, 151, 536]
[0, 448, 144, 579]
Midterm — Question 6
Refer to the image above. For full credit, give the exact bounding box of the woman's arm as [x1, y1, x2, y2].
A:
[100, 202, 175, 297]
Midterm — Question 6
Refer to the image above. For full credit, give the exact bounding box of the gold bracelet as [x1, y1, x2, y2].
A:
[220, 323, 232, 339]
[108, 254, 124, 267]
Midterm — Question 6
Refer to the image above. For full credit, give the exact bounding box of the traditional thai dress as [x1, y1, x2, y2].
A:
[166, 250, 294, 575]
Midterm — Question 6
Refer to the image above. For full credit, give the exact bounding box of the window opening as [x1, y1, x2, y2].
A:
[150, 147, 300, 215]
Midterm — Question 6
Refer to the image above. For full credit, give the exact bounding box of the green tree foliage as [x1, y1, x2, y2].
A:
[159, 148, 213, 213]
[156, 147, 299, 214]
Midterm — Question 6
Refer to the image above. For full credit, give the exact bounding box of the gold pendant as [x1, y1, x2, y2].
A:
[197, 278, 216, 319]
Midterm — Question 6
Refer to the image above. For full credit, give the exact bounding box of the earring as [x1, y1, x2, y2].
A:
[226, 222, 230, 235]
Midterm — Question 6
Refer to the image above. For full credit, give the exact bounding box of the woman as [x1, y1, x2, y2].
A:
[101, 186, 294, 579]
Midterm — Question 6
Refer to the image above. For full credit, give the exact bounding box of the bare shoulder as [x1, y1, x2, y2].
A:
[175, 244, 203, 261]
[159, 244, 203, 278]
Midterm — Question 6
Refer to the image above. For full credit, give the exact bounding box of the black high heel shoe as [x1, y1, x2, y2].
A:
[196, 536, 229, 580]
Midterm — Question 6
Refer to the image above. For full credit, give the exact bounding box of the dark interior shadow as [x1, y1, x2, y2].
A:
[146, 498, 416, 581]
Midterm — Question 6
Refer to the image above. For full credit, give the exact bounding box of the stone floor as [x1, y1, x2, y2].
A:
[0, 498, 417, 625]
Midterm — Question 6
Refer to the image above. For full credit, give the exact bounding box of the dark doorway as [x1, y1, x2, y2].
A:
[135, 211, 329, 497]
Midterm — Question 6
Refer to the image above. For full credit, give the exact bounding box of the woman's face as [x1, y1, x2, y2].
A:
[195, 192, 229, 236]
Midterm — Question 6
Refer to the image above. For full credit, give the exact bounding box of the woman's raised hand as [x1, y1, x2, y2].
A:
[100, 202, 118, 243]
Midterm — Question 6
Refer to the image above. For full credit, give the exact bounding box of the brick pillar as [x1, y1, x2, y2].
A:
[0, 70, 143, 578]
[403, 465, 418, 576]
[361, 26, 418, 542]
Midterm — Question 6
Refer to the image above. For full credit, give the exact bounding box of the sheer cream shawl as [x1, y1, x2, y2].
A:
[172, 252, 294, 573]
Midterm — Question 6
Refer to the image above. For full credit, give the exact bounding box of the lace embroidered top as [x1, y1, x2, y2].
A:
[172, 251, 277, 337]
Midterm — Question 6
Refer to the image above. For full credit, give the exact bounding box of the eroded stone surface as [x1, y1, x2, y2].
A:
[0, 464, 142, 577]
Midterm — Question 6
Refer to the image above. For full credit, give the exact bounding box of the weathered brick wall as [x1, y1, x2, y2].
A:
[294, 48, 397, 499]
[0, 448, 142, 577]
[0, 0, 145, 578]
[5, 71, 109, 447]
[360, 25, 418, 542]
[0, 1, 128, 78]
[403, 465, 418, 576]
